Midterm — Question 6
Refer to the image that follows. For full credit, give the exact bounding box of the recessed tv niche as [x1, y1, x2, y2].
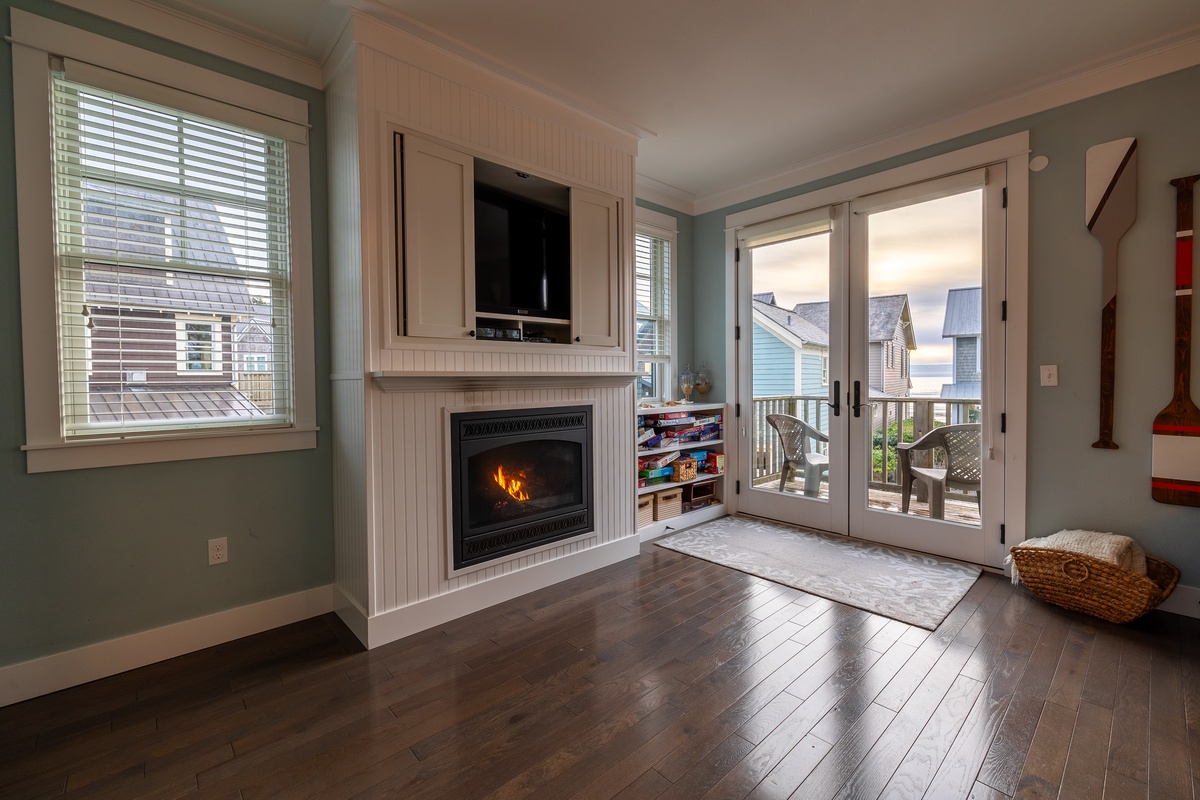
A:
[474, 160, 570, 321]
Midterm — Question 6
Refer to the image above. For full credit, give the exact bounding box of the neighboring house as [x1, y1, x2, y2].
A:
[750, 294, 829, 398]
[940, 286, 982, 422]
[81, 191, 271, 423]
[791, 294, 916, 398]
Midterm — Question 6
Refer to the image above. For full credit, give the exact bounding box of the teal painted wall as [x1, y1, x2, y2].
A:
[751, 322, 795, 395]
[688, 64, 1200, 585]
[0, 1, 333, 666]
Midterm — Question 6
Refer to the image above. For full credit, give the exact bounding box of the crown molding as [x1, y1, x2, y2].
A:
[50, 0, 325, 87]
[689, 25, 1200, 215]
[635, 175, 697, 216]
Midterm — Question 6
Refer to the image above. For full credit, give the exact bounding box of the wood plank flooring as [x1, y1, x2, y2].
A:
[2, 540, 1197, 799]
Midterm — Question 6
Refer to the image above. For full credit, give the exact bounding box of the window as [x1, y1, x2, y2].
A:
[177, 318, 221, 373]
[13, 12, 315, 472]
[634, 208, 677, 401]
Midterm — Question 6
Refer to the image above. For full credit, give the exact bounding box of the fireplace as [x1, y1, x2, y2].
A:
[449, 405, 593, 570]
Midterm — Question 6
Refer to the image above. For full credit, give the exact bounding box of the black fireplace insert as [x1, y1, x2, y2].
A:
[449, 405, 593, 570]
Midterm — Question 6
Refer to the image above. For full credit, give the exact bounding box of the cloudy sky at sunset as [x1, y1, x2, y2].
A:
[750, 189, 983, 373]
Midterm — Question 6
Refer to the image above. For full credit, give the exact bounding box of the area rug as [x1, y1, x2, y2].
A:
[656, 515, 981, 630]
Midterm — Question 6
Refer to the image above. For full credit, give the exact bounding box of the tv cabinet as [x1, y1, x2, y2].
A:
[395, 131, 620, 347]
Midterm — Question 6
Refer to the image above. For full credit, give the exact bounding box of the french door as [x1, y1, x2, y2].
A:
[735, 165, 1009, 569]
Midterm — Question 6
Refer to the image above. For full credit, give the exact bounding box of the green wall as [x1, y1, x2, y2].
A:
[0, 1, 333, 666]
[689, 64, 1200, 585]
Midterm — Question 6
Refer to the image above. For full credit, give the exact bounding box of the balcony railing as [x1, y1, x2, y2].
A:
[751, 393, 981, 493]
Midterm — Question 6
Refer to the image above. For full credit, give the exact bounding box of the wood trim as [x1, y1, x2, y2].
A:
[371, 371, 640, 392]
[0, 585, 335, 708]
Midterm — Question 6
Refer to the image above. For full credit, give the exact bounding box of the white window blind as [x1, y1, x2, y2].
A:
[52, 74, 294, 439]
[635, 231, 671, 361]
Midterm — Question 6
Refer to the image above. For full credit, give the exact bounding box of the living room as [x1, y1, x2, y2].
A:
[1, 0, 1199, 795]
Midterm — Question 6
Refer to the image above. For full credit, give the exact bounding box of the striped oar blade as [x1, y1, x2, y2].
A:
[1152, 175, 1200, 505]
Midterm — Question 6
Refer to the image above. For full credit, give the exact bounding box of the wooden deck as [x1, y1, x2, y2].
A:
[2, 541, 1195, 799]
[752, 477, 983, 526]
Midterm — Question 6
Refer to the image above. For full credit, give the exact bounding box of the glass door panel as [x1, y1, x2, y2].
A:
[736, 209, 847, 534]
[847, 168, 1006, 568]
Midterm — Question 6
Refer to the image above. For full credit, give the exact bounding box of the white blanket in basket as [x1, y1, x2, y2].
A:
[1008, 529, 1146, 585]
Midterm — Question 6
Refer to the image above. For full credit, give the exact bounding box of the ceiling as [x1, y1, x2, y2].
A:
[147, 0, 1200, 208]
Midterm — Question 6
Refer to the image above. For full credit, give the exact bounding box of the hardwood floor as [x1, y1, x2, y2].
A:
[2, 540, 1197, 799]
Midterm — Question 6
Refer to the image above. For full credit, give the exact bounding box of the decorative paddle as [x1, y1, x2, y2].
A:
[1152, 175, 1200, 506]
[1085, 138, 1138, 449]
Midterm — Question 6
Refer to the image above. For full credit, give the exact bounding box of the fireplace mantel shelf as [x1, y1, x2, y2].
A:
[370, 371, 640, 392]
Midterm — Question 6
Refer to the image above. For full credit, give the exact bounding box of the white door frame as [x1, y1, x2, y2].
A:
[725, 132, 1029, 565]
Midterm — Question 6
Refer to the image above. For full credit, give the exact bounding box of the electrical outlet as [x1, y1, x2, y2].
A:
[208, 537, 228, 565]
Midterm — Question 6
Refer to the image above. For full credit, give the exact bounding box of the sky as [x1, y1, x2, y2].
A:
[750, 189, 983, 370]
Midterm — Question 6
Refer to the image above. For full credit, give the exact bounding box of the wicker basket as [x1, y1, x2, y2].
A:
[1009, 546, 1180, 624]
[669, 457, 698, 482]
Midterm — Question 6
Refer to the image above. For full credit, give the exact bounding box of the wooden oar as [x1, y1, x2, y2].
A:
[1085, 138, 1138, 449]
[1152, 175, 1200, 506]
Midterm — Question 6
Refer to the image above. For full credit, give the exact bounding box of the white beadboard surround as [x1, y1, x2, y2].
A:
[325, 13, 640, 648]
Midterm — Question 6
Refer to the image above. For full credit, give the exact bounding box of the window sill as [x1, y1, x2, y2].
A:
[23, 426, 319, 473]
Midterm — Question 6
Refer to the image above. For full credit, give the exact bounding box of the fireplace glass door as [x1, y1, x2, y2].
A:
[450, 405, 593, 570]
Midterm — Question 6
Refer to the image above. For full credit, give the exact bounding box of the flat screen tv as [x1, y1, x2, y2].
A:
[474, 187, 570, 320]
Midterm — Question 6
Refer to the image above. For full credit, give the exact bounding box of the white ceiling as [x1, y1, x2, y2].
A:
[148, 0, 1200, 207]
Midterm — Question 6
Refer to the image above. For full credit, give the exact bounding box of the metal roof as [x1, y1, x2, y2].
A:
[88, 384, 267, 423]
[942, 287, 981, 338]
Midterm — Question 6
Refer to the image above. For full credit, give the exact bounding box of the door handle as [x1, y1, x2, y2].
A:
[827, 380, 841, 416]
[850, 380, 863, 417]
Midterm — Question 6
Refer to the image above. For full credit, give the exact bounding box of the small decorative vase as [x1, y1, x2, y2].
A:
[695, 365, 712, 400]
[678, 365, 696, 403]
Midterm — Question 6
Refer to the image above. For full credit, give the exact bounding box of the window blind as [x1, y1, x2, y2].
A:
[635, 231, 671, 360]
[52, 75, 295, 439]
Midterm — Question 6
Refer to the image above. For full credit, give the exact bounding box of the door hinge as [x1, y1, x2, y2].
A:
[1002, 187, 1008, 208]
[1000, 412, 1007, 434]
[735, 246, 740, 263]
[736, 480, 741, 495]
[1001, 300, 1007, 321]
[735, 325, 741, 340]
[735, 402, 741, 417]
[1000, 523, 1006, 544]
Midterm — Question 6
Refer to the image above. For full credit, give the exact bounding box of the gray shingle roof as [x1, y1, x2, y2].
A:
[753, 299, 828, 346]
[792, 295, 912, 345]
[942, 287, 981, 338]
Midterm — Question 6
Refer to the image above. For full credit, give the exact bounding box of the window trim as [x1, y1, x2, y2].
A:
[176, 316, 224, 375]
[634, 207, 677, 402]
[12, 10, 317, 473]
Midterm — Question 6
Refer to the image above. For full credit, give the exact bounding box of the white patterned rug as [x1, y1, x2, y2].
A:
[656, 516, 981, 630]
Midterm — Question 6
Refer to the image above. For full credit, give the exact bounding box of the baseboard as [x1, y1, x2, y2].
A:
[352, 535, 641, 649]
[1157, 582, 1200, 619]
[0, 585, 335, 708]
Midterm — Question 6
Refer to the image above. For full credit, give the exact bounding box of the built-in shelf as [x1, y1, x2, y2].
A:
[636, 402, 726, 535]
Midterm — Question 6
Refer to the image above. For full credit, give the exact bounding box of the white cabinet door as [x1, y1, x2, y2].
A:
[398, 134, 475, 339]
[570, 188, 620, 347]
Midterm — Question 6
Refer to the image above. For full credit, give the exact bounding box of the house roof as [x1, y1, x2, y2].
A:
[752, 292, 776, 305]
[942, 287, 982, 338]
[752, 299, 828, 347]
[940, 381, 982, 400]
[792, 295, 915, 348]
[88, 385, 267, 423]
[86, 263, 261, 317]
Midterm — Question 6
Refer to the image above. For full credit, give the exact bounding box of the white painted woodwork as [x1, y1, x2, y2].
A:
[325, 14, 639, 650]
[570, 188, 621, 347]
[399, 133, 476, 339]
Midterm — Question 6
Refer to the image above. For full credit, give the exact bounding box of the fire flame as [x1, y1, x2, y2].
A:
[493, 464, 530, 501]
